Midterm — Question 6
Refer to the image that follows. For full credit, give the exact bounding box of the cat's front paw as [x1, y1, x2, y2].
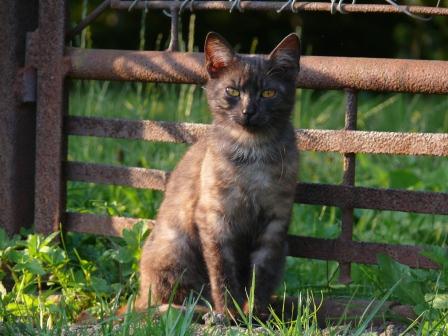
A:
[243, 301, 270, 321]
[202, 311, 228, 326]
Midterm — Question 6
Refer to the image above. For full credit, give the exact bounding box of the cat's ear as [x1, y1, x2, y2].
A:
[204, 32, 236, 78]
[268, 33, 300, 71]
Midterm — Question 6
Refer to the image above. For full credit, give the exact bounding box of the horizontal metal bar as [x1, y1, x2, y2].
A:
[295, 183, 448, 215]
[65, 212, 155, 236]
[287, 235, 438, 269]
[66, 116, 207, 144]
[67, 48, 448, 94]
[299, 128, 448, 157]
[66, 162, 448, 215]
[64, 212, 438, 269]
[66, 161, 169, 190]
[111, 1, 448, 17]
[66, 116, 448, 157]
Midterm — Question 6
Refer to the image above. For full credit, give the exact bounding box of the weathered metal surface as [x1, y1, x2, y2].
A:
[111, 0, 448, 16]
[296, 183, 448, 215]
[64, 212, 439, 269]
[298, 129, 448, 156]
[287, 235, 438, 269]
[314, 298, 415, 327]
[65, 212, 155, 236]
[68, 48, 205, 84]
[32, 0, 68, 234]
[0, 0, 38, 234]
[271, 296, 415, 327]
[66, 116, 448, 157]
[67, 48, 448, 94]
[67, 0, 111, 40]
[66, 116, 207, 144]
[16, 66, 37, 103]
[339, 89, 357, 284]
[64, 163, 448, 215]
[66, 161, 169, 191]
[341, 90, 357, 186]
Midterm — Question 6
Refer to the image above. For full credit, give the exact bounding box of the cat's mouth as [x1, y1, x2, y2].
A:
[237, 114, 267, 131]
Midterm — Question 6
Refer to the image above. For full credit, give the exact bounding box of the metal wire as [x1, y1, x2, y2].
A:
[110, 1, 448, 16]
[383, 0, 432, 20]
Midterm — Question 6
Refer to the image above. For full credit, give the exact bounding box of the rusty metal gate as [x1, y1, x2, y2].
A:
[2, 1, 448, 286]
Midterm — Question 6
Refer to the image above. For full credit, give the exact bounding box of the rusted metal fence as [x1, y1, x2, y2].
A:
[2, 1, 448, 285]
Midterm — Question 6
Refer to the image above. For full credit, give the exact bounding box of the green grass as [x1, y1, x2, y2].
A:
[1, 81, 448, 334]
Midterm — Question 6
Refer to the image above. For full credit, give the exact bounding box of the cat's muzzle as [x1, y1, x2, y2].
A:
[241, 109, 259, 127]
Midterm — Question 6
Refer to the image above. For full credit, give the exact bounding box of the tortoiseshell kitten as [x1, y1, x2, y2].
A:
[136, 32, 300, 318]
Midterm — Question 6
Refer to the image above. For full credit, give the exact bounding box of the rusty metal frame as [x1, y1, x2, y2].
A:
[64, 211, 437, 269]
[7, 0, 446, 284]
[339, 89, 357, 283]
[110, 1, 448, 16]
[67, 48, 448, 94]
[27, 0, 69, 234]
[66, 116, 448, 157]
[0, 0, 38, 234]
[65, 161, 448, 214]
[62, 43, 448, 273]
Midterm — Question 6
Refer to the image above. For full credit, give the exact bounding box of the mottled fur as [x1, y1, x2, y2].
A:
[136, 32, 301, 317]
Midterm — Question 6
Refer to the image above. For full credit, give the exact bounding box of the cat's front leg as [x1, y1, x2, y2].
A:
[246, 218, 289, 317]
[197, 213, 244, 316]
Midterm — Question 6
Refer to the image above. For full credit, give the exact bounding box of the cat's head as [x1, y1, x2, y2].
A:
[204, 32, 300, 135]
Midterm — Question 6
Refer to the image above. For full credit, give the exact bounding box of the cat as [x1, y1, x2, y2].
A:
[135, 32, 300, 319]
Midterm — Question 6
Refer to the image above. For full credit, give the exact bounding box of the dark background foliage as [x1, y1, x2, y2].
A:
[70, 0, 448, 58]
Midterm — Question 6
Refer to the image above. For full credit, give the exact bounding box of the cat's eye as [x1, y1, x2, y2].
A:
[226, 87, 240, 97]
[261, 89, 276, 98]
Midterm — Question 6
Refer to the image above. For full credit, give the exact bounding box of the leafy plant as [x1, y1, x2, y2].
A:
[0, 223, 148, 331]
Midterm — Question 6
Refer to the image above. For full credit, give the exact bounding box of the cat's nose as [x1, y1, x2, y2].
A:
[242, 107, 255, 116]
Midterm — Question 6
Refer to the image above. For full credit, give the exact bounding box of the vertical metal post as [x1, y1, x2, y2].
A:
[0, 0, 39, 234]
[167, 5, 179, 51]
[33, 1, 69, 234]
[339, 89, 357, 284]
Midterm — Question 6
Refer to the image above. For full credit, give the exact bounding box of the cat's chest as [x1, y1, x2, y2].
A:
[234, 163, 277, 194]
[201, 142, 296, 207]
[220, 160, 289, 215]
[199, 146, 297, 235]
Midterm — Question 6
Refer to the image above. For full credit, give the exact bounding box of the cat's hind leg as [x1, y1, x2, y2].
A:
[135, 229, 209, 311]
